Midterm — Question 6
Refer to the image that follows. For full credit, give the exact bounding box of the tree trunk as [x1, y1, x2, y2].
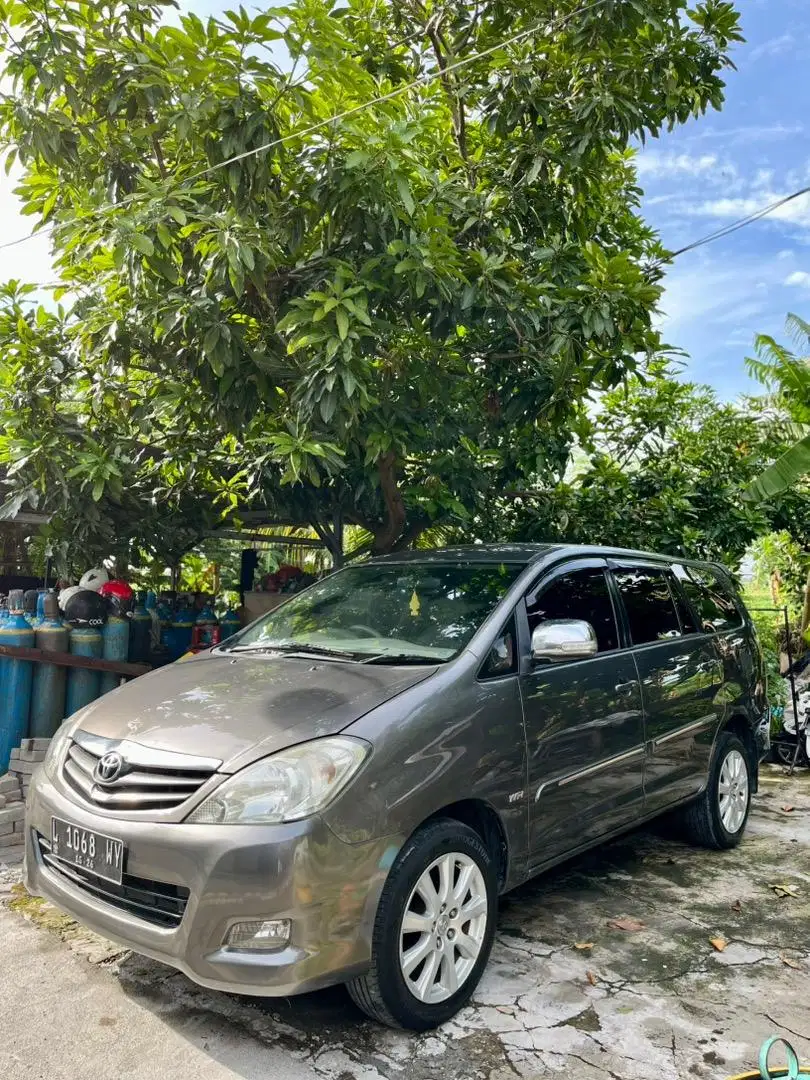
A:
[371, 452, 407, 554]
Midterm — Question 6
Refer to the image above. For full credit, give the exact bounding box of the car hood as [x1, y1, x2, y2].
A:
[75, 653, 437, 772]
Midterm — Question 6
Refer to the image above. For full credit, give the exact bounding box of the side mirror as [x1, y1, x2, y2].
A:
[531, 619, 598, 663]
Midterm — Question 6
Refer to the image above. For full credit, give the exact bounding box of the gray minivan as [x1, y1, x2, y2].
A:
[25, 544, 768, 1030]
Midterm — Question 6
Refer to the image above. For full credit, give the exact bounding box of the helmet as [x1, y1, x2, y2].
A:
[79, 567, 109, 592]
[63, 588, 108, 628]
[99, 579, 135, 617]
[58, 585, 82, 612]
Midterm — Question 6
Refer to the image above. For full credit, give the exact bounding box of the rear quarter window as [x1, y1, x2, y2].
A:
[673, 565, 743, 633]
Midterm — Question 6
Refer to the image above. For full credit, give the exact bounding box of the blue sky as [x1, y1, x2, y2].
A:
[636, 0, 810, 399]
[0, 0, 806, 402]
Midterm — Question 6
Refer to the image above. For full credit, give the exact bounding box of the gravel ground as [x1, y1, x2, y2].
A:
[2, 764, 810, 1080]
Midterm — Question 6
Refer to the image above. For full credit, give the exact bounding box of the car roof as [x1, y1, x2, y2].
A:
[368, 544, 561, 566]
[367, 543, 720, 570]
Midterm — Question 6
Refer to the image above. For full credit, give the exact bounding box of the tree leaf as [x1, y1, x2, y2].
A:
[607, 917, 645, 932]
[394, 173, 415, 217]
[129, 233, 155, 256]
[709, 937, 727, 952]
[574, 942, 594, 951]
[779, 952, 802, 970]
[336, 307, 349, 341]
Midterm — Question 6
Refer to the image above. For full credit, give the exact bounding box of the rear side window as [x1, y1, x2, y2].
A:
[613, 568, 682, 645]
[673, 565, 742, 633]
[527, 568, 618, 652]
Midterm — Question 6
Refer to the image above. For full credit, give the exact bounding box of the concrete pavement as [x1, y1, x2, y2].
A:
[2, 764, 810, 1080]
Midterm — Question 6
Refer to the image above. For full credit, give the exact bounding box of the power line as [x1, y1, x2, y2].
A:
[0, 0, 614, 253]
[663, 185, 810, 262]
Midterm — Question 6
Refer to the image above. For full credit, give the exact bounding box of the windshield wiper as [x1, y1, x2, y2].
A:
[362, 653, 444, 665]
[222, 642, 361, 662]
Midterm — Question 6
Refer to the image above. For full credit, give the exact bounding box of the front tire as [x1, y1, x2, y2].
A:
[681, 732, 752, 849]
[347, 818, 497, 1030]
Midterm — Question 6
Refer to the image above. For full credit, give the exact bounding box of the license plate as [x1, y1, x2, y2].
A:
[51, 817, 124, 885]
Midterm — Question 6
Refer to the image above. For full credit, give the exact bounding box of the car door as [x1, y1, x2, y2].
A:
[520, 559, 645, 868]
[609, 562, 722, 813]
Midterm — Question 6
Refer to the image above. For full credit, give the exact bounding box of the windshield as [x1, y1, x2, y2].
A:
[225, 561, 522, 662]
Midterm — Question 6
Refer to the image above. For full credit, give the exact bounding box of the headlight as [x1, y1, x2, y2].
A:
[186, 736, 370, 825]
[43, 723, 74, 782]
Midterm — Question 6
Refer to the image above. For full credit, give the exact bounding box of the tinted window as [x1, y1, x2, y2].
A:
[673, 564, 742, 633]
[669, 574, 699, 634]
[614, 568, 682, 645]
[527, 569, 618, 652]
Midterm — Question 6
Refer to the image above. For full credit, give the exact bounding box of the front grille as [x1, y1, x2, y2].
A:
[37, 833, 189, 928]
[63, 730, 219, 813]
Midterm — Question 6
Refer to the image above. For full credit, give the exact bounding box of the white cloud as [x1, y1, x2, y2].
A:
[785, 270, 810, 289]
[750, 33, 795, 62]
[693, 189, 810, 229]
[635, 151, 730, 180]
[687, 123, 803, 145]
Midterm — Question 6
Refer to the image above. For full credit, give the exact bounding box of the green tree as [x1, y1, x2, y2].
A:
[488, 365, 774, 565]
[744, 314, 810, 502]
[0, 0, 742, 556]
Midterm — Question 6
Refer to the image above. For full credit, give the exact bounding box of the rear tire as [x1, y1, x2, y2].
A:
[680, 732, 751, 850]
[347, 818, 497, 1030]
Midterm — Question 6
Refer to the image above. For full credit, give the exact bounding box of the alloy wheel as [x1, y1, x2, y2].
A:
[398, 852, 488, 1004]
[718, 748, 749, 834]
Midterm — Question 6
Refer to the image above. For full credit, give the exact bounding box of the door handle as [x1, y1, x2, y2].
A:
[615, 681, 636, 695]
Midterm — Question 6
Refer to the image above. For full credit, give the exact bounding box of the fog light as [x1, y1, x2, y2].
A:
[225, 919, 291, 951]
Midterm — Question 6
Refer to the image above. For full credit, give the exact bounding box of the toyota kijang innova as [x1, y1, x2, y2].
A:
[25, 545, 768, 1029]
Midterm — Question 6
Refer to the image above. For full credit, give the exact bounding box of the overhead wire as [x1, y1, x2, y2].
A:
[0, 0, 616, 254]
[661, 184, 810, 262]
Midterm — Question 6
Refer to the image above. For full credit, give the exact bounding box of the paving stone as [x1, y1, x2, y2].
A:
[21, 738, 51, 752]
[14, 750, 46, 762]
[0, 833, 23, 848]
[9, 760, 38, 775]
[0, 806, 25, 825]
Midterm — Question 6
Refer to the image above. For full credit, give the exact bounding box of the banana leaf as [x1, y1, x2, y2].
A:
[744, 433, 810, 501]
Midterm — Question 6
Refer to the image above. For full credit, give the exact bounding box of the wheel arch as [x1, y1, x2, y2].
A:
[423, 798, 510, 891]
[722, 714, 759, 792]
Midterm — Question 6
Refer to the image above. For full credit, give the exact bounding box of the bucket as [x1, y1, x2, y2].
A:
[728, 1038, 810, 1079]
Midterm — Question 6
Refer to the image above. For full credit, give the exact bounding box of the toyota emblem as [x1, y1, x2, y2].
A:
[95, 751, 124, 783]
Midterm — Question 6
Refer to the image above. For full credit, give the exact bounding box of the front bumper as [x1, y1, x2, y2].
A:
[24, 772, 398, 996]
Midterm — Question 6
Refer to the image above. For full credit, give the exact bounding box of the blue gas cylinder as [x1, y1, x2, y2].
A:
[128, 590, 151, 664]
[30, 594, 69, 738]
[101, 614, 130, 696]
[219, 609, 242, 642]
[168, 597, 195, 660]
[35, 589, 48, 626]
[0, 589, 35, 771]
[65, 626, 103, 717]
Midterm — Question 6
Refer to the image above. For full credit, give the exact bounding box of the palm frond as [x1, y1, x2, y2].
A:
[743, 433, 810, 502]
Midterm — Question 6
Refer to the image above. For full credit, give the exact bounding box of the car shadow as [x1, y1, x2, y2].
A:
[112, 818, 685, 1077]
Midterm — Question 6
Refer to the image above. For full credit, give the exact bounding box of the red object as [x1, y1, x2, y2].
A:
[191, 623, 221, 650]
[264, 564, 303, 593]
[99, 580, 134, 602]
[99, 579, 135, 617]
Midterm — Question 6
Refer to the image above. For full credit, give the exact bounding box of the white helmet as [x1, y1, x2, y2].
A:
[79, 567, 109, 592]
[58, 584, 82, 611]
